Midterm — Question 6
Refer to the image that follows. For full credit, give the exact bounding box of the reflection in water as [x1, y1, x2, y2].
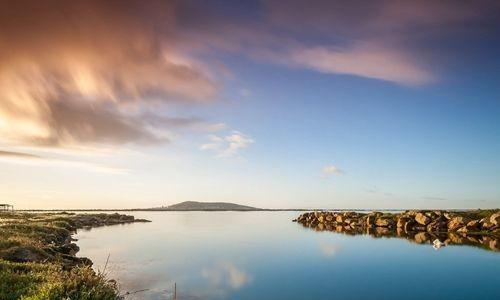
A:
[76, 212, 500, 300]
[201, 262, 252, 289]
[318, 241, 339, 257]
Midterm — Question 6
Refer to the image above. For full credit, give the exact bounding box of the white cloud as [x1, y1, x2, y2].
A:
[201, 131, 254, 157]
[323, 165, 344, 177]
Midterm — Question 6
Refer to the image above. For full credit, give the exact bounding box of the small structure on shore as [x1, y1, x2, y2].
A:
[0, 204, 14, 211]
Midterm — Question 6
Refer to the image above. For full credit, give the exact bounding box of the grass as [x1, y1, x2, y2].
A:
[0, 212, 121, 299]
[0, 260, 118, 300]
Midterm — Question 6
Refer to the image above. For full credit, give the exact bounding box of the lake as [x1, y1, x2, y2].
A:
[75, 211, 500, 300]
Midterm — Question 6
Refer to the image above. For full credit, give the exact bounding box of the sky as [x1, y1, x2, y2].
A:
[1, 0, 499, 209]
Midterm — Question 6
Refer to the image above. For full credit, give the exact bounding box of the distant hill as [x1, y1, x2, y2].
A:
[148, 201, 261, 211]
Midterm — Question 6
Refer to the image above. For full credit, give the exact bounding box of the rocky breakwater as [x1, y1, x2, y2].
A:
[293, 209, 500, 252]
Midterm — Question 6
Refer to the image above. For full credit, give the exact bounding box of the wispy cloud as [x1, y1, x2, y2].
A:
[201, 131, 254, 157]
[0, 150, 42, 159]
[0, 1, 218, 150]
[0, 149, 128, 174]
[323, 165, 344, 177]
[289, 43, 434, 85]
[421, 196, 447, 201]
[364, 186, 394, 197]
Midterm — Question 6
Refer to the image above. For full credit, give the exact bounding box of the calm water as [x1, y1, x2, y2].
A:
[76, 212, 500, 300]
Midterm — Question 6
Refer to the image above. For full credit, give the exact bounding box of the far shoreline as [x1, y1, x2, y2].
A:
[18, 208, 496, 212]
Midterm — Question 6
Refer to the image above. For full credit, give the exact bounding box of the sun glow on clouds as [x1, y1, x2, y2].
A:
[0, 1, 219, 153]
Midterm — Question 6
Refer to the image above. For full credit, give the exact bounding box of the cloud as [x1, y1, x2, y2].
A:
[201, 131, 254, 157]
[364, 186, 394, 197]
[323, 165, 344, 177]
[422, 196, 447, 201]
[0, 150, 41, 159]
[0, 148, 128, 174]
[0, 1, 218, 149]
[1, 0, 498, 152]
[201, 263, 252, 289]
[289, 43, 434, 85]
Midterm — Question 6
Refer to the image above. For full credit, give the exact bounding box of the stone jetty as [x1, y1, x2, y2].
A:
[294, 209, 500, 252]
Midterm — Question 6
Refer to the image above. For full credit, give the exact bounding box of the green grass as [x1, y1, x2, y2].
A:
[0, 212, 121, 299]
[0, 260, 118, 300]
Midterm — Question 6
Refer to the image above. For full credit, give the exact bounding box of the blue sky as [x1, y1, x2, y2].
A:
[0, 0, 499, 209]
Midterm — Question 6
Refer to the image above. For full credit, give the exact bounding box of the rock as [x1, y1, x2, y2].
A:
[404, 220, 416, 232]
[325, 215, 334, 222]
[481, 219, 495, 230]
[426, 220, 447, 232]
[336, 215, 344, 223]
[53, 243, 80, 255]
[490, 212, 500, 226]
[415, 213, 431, 225]
[489, 238, 499, 251]
[375, 218, 395, 227]
[443, 212, 454, 220]
[448, 232, 465, 244]
[457, 226, 470, 233]
[448, 216, 469, 231]
[414, 232, 430, 244]
[318, 215, 325, 223]
[405, 210, 418, 217]
[466, 220, 480, 229]
[375, 227, 390, 235]
[397, 217, 411, 228]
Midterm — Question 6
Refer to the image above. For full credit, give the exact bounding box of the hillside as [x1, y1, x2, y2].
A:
[149, 201, 260, 211]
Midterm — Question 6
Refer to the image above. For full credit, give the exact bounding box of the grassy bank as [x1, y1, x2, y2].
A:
[0, 212, 149, 300]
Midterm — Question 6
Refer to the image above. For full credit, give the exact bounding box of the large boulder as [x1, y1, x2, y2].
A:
[415, 213, 431, 225]
[481, 218, 495, 230]
[448, 216, 469, 231]
[490, 212, 500, 226]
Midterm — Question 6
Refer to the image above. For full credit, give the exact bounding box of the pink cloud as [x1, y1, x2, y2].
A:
[290, 43, 434, 85]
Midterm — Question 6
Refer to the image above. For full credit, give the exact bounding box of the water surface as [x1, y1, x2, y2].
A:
[76, 212, 500, 300]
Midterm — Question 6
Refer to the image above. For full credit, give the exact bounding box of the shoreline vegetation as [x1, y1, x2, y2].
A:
[294, 209, 500, 252]
[0, 212, 150, 300]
